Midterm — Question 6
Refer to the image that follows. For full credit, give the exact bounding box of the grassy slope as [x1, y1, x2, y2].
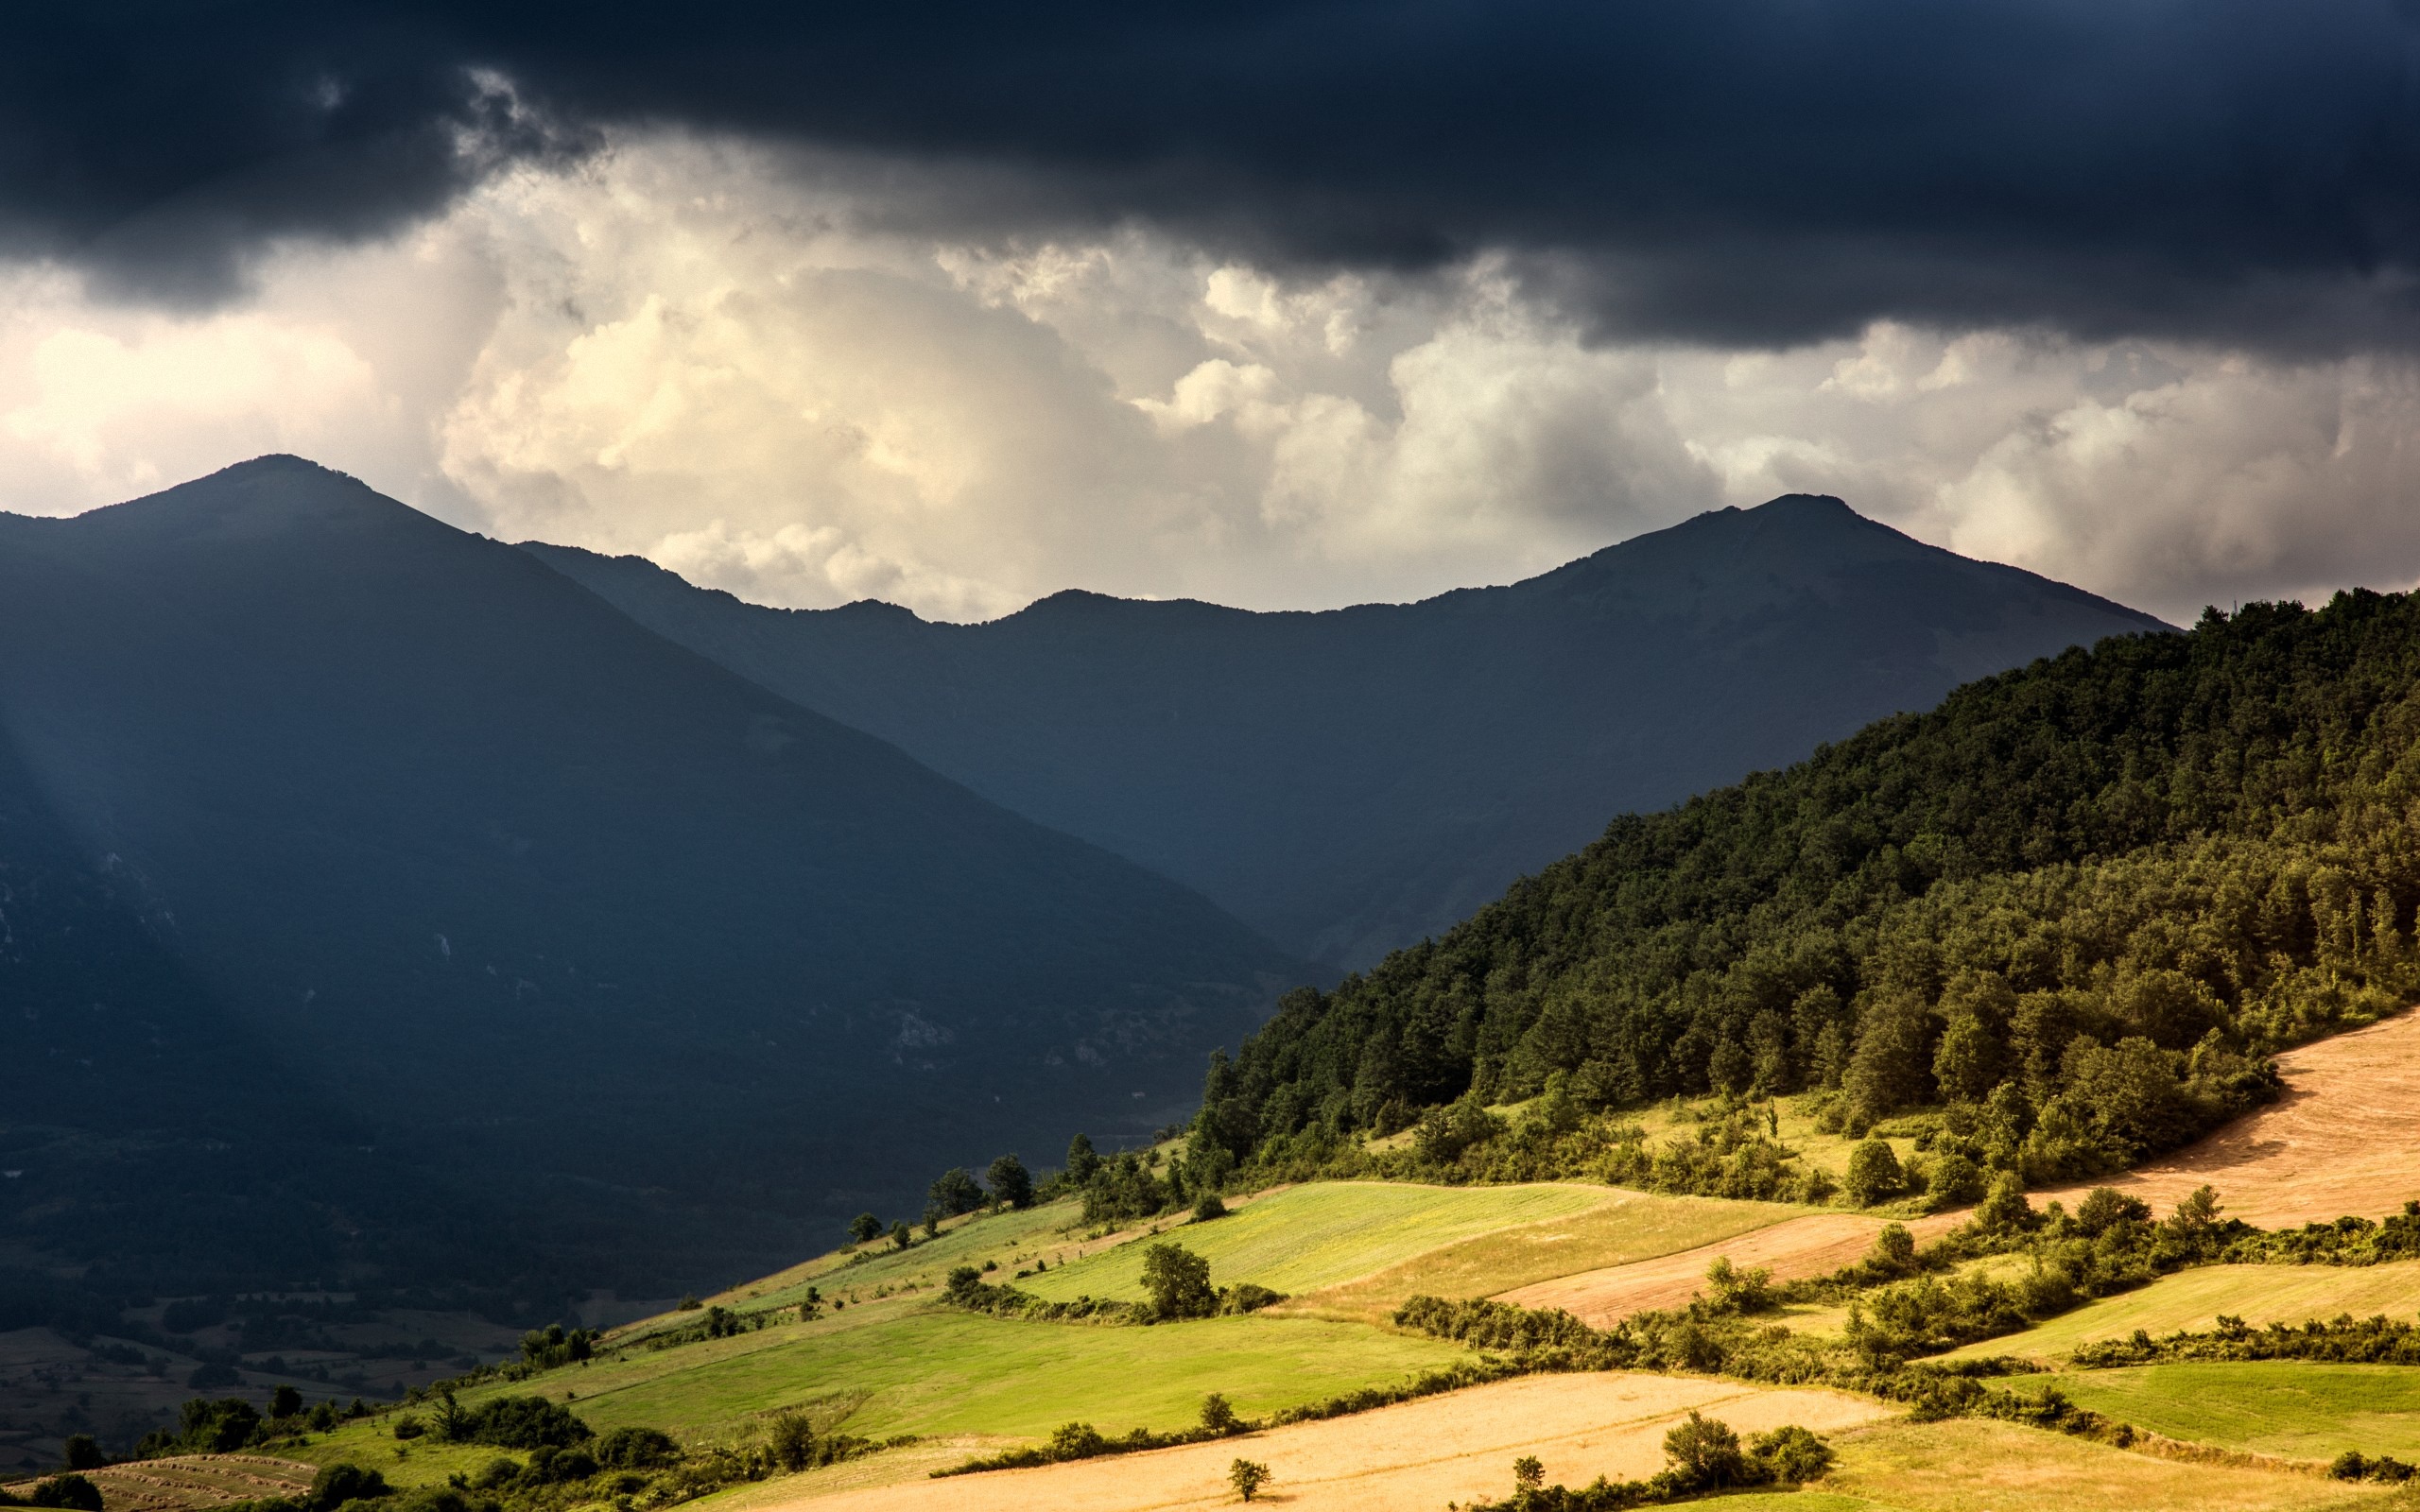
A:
[1943, 1262, 2420, 1362]
[1279, 1188, 1797, 1324]
[1016, 1181, 1614, 1303]
[1826, 1418, 2383, 1512]
[2017, 1364, 2420, 1462]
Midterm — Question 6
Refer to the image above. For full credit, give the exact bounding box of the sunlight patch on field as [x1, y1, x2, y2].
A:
[753, 1371, 1893, 1511]
[1275, 1188, 1796, 1325]
[1942, 1262, 2420, 1363]
[2015, 1364, 2420, 1464]
[1013, 1181, 1614, 1304]
[1826, 1417, 2388, 1512]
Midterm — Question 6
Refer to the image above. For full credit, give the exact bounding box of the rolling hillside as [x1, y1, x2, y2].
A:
[0, 456, 1296, 1300]
[527, 497, 2166, 966]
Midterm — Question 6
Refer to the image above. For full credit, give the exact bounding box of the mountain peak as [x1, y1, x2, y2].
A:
[72, 453, 438, 544]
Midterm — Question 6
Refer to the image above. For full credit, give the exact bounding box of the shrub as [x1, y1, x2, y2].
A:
[306, 1463, 389, 1512]
[848, 1212, 882, 1245]
[21, 1477, 102, 1512]
[594, 1427, 680, 1469]
[1749, 1424, 1835, 1483]
[1228, 1458, 1270, 1503]
[1662, 1411, 1747, 1490]
[1192, 1194, 1229, 1222]
[1704, 1256, 1775, 1314]
[391, 1415, 425, 1440]
[1843, 1139, 1906, 1207]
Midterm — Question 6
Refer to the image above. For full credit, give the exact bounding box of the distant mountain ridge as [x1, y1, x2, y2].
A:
[528, 497, 2169, 968]
[0, 457, 1294, 1297]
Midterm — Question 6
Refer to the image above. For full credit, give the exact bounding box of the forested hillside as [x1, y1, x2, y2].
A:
[1192, 592, 2420, 1185]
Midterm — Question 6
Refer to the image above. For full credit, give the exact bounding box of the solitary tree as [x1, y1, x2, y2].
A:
[1140, 1242, 1218, 1320]
[848, 1212, 882, 1246]
[890, 1220, 912, 1250]
[270, 1384, 303, 1420]
[987, 1154, 1035, 1211]
[1200, 1394, 1236, 1434]
[1512, 1454, 1546, 1489]
[1227, 1458, 1270, 1503]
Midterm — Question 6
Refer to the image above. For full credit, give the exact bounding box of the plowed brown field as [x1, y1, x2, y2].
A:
[766, 1373, 1892, 1511]
[2035, 1010, 2420, 1228]
[1494, 1211, 1961, 1328]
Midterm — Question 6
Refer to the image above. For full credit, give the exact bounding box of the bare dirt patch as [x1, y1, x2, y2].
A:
[759, 1373, 1892, 1512]
[1494, 1212, 1960, 1329]
[2037, 1011, 2420, 1228]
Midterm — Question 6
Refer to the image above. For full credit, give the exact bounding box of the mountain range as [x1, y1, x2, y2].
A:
[0, 457, 1288, 1297]
[0, 458, 2169, 1305]
[530, 497, 2168, 967]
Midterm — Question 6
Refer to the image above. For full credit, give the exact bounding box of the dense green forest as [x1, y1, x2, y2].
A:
[1191, 591, 2420, 1186]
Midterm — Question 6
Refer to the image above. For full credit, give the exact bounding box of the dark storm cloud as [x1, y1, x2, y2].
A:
[12, 1, 2420, 343]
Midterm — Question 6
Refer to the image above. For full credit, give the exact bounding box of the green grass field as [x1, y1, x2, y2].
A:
[1279, 1188, 1797, 1324]
[2014, 1363, 2420, 1463]
[289, 1298, 1465, 1485]
[1016, 1180, 1614, 1303]
[1942, 1262, 2420, 1362]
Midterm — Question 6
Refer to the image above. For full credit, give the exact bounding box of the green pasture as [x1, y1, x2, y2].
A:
[1016, 1180, 1613, 1303]
[1944, 1262, 2420, 1362]
[1283, 1189, 1796, 1324]
[294, 1297, 1464, 1479]
[2018, 1363, 2420, 1463]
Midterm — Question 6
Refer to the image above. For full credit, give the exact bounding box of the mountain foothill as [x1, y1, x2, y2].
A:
[0, 455, 2163, 1321]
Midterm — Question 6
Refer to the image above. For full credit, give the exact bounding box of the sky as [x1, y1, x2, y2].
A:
[7, 2, 2420, 625]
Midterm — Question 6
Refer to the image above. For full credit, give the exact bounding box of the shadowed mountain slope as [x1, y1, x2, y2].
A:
[0, 457, 1293, 1293]
[529, 498, 2169, 968]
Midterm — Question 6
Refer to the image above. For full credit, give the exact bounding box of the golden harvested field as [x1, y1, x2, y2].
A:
[1495, 1211, 1962, 1327]
[0, 1455, 317, 1512]
[757, 1372, 1893, 1512]
[2036, 1011, 2420, 1228]
[1824, 1418, 2384, 1512]
[1273, 1188, 1794, 1324]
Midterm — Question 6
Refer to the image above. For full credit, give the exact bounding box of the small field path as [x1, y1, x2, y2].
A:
[762, 1372, 1891, 1511]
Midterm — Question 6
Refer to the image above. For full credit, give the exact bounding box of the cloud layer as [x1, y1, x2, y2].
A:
[14, 1, 2420, 349]
[4, 135, 2418, 626]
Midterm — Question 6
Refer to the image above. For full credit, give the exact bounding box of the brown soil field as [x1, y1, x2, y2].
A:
[1494, 1211, 1961, 1328]
[2036, 1010, 2420, 1228]
[1, 1454, 316, 1512]
[761, 1373, 1893, 1512]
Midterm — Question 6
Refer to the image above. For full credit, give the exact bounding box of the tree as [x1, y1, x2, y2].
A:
[986, 1154, 1035, 1211]
[848, 1211, 882, 1245]
[1844, 996, 1934, 1123]
[1704, 1256, 1774, 1313]
[1842, 1139, 1905, 1207]
[1065, 1132, 1103, 1185]
[1200, 1393, 1236, 1434]
[1139, 1242, 1218, 1320]
[1662, 1411, 1747, 1490]
[768, 1410, 816, 1472]
[60, 1436, 103, 1472]
[890, 1220, 912, 1250]
[1512, 1454, 1546, 1489]
[929, 1167, 985, 1218]
[1227, 1458, 1270, 1503]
